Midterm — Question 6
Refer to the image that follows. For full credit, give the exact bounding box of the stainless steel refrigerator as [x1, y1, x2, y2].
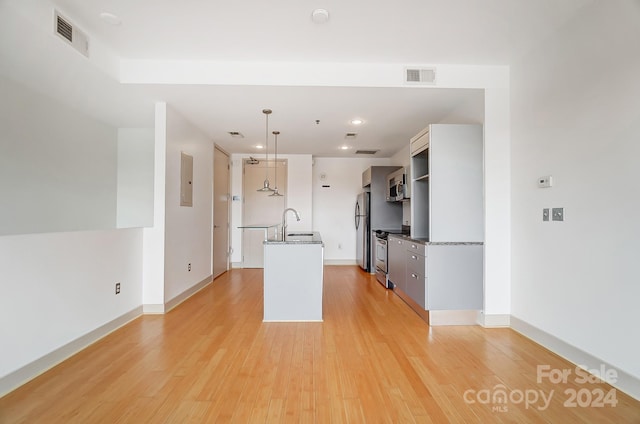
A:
[355, 192, 370, 270]
[355, 166, 404, 272]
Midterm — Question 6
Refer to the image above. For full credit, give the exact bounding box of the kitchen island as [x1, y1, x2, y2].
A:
[263, 232, 324, 321]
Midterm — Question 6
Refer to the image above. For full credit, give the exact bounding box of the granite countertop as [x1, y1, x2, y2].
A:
[264, 231, 323, 245]
[387, 234, 483, 245]
[238, 223, 279, 229]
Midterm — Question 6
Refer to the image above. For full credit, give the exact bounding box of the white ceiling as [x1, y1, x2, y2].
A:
[2, 0, 593, 157]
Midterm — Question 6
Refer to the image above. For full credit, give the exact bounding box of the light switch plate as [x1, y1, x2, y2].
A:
[543, 208, 550, 221]
[552, 207, 564, 221]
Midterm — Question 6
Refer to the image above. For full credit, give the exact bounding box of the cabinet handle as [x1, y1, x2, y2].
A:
[411, 255, 417, 260]
[411, 273, 418, 279]
[411, 244, 417, 249]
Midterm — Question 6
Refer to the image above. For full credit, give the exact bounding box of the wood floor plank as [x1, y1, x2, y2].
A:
[1, 266, 639, 423]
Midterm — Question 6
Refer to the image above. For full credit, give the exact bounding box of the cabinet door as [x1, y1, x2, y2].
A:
[406, 270, 426, 309]
[429, 124, 484, 242]
[387, 237, 406, 291]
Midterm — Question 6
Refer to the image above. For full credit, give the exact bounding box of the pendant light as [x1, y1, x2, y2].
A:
[257, 109, 275, 192]
[269, 131, 283, 197]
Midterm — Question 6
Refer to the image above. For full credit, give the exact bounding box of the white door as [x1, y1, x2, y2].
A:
[213, 146, 230, 279]
[242, 158, 287, 268]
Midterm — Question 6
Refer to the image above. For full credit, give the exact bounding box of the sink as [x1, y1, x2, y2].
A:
[288, 233, 314, 236]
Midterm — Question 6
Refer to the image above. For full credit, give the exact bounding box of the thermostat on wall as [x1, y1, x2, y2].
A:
[538, 175, 553, 188]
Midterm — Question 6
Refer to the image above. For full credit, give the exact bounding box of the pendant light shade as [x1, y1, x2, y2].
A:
[257, 109, 275, 192]
[269, 131, 283, 197]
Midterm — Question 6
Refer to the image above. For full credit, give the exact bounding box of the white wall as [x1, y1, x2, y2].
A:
[142, 104, 168, 310]
[117, 128, 154, 228]
[312, 157, 394, 262]
[163, 106, 214, 302]
[0, 75, 118, 235]
[230, 154, 313, 264]
[0, 228, 143, 391]
[438, 93, 485, 125]
[511, 0, 640, 383]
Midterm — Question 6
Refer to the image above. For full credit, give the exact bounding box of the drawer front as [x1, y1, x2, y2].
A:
[389, 236, 405, 247]
[406, 272, 426, 309]
[406, 252, 425, 275]
[406, 241, 426, 256]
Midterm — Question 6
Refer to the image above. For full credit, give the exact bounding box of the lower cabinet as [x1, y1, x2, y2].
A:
[387, 235, 483, 320]
[405, 271, 426, 309]
[405, 242, 426, 309]
[387, 236, 406, 292]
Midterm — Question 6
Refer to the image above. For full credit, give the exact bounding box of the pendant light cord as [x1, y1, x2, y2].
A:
[257, 109, 274, 191]
[264, 111, 270, 181]
[273, 131, 279, 186]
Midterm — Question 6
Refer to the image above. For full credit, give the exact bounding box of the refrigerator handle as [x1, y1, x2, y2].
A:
[355, 202, 360, 229]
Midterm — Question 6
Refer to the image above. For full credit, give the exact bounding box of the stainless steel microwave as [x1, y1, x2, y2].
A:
[386, 167, 410, 201]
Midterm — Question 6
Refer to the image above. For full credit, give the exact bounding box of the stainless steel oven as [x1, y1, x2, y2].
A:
[374, 228, 409, 288]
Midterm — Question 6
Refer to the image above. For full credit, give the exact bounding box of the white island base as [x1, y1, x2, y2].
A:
[263, 236, 324, 322]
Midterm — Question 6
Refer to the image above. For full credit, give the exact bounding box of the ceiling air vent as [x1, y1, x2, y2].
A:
[355, 149, 379, 155]
[405, 67, 436, 85]
[345, 133, 357, 139]
[228, 131, 244, 138]
[54, 10, 89, 57]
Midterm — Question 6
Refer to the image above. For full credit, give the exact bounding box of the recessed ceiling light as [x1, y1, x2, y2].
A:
[350, 119, 363, 125]
[99, 12, 122, 26]
[340, 145, 350, 150]
[311, 9, 329, 24]
[255, 145, 264, 149]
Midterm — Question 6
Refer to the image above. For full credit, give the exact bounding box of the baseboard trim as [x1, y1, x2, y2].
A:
[165, 275, 213, 313]
[143, 303, 165, 314]
[231, 262, 243, 269]
[0, 306, 142, 398]
[323, 259, 357, 266]
[429, 310, 479, 326]
[511, 316, 640, 401]
[477, 312, 511, 327]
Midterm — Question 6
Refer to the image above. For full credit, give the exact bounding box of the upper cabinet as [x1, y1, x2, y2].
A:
[410, 124, 484, 242]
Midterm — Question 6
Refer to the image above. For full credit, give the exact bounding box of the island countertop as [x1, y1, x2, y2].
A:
[264, 231, 323, 245]
[263, 231, 324, 322]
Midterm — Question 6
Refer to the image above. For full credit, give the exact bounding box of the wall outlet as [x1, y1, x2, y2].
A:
[115, 282, 121, 295]
[552, 208, 564, 221]
[542, 208, 550, 221]
[188, 263, 191, 271]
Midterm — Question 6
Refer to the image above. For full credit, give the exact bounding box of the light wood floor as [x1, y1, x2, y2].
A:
[1, 266, 639, 423]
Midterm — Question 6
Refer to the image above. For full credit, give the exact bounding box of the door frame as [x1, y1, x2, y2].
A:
[213, 144, 231, 278]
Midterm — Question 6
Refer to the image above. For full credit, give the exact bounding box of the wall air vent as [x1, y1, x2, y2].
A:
[228, 131, 244, 138]
[405, 67, 436, 85]
[355, 150, 379, 155]
[54, 10, 89, 57]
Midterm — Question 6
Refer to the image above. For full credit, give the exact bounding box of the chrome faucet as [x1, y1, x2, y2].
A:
[281, 208, 301, 240]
